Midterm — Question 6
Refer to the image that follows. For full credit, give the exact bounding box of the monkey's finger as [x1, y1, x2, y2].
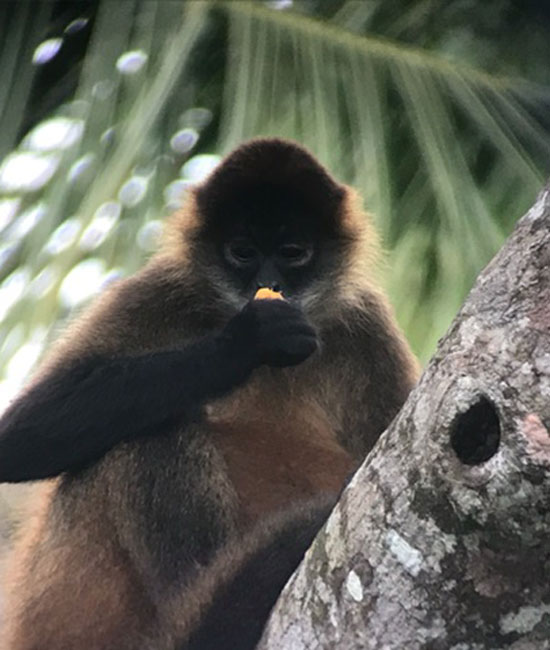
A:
[261, 322, 316, 341]
[263, 334, 318, 367]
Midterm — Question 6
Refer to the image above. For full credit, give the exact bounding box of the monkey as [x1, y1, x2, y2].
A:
[0, 138, 419, 650]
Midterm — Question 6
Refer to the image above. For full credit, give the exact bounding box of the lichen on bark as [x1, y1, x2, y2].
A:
[259, 186, 550, 650]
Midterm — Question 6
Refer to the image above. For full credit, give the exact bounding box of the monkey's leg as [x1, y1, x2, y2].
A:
[3, 494, 167, 650]
[174, 495, 336, 650]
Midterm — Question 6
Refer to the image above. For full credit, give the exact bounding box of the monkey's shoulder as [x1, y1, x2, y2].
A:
[43, 260, 225, 364]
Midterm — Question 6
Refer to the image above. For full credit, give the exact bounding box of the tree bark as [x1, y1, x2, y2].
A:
[259, 185, 550, 650]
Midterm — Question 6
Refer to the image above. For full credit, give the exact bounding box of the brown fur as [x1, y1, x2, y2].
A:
[2, 138, 419, 649]
[209, 401, 355, 525]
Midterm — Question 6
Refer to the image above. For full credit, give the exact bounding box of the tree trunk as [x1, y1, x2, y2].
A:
[259, 185, 550, 650]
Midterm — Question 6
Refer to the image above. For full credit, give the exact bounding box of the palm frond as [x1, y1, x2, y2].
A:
[1, 0, 549, 406]
[218, 1, 547, 353]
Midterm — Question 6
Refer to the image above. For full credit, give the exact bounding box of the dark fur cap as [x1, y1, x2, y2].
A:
[194, 138, 346, 228]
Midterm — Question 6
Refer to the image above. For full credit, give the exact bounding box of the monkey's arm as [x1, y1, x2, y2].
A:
[0, 300, 317, 482]
[0, 339, 252, 482]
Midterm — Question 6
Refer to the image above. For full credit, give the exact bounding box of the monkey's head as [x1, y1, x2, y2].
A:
[165, 138, 379, 319]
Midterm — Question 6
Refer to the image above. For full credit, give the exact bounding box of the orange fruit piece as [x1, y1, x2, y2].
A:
[254, 287, 284, 300]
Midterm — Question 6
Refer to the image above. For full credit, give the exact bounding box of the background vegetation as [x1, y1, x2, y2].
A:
[1, 0, 550, 412]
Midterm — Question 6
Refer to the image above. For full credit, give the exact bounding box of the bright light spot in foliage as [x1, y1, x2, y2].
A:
[32, 38, 63, 64]
[164, 179, 192, 209]
[0, 244, 18, 274]
[68, 99, 89, 117]
[0, 326, 48, 414]
[137, 220, 162, 252]
[67, 153, 95, 183]
[181, 107, 212, 129]
[29, 266, 58, 299]
[59, 258, 106, 309]
[0, 380, 21, 414]
[0, 152, 60, 192]
[0, 267, 31, 321]
[170, 128, 199, 154]
[181, 154, 220, 183]
[92, 80, 115, 100]
[79, 202, 121, 251]
[100, 127, 116, 147]
[0, 325, 25, 361]
[64, 18, 89, 35]
[7, 341, 44, 384]
[100, 268, 124, 289]
[119, 176, 148, 207]
[23, 117, 84, 152]
[44, 217, 82, 255]
[116, 50, 148, 75]
[8, 203, 47, 241]
[0, 199, 21, 234]
[267, 0, 293, 8]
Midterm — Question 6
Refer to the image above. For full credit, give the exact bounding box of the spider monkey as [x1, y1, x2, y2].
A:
[0, 138, 419, 650]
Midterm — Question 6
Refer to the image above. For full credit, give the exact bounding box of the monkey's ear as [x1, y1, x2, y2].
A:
[194, 138, 345, 226]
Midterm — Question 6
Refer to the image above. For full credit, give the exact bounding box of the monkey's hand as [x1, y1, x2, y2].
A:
[222, 299, 318, 369]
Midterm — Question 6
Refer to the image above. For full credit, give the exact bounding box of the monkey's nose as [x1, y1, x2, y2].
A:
[256, 281, 281, 293]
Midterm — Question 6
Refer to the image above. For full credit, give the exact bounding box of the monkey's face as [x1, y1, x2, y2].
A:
[192, 139, 353, 313]
[197, 184, 348, 308]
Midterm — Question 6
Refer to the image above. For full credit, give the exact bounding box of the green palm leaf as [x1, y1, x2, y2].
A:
[0, 0, 548, 408]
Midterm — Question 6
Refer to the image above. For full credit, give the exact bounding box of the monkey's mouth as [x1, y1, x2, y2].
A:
[244, 284, 278, 301]
[247, 286, 302, 305]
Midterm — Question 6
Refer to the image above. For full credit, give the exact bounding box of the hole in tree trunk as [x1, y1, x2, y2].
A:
[451, 396, 501, 465]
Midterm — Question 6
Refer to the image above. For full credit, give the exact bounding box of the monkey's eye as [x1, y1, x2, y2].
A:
[225, 241, 258, 266]
[277, 244, 312, 266]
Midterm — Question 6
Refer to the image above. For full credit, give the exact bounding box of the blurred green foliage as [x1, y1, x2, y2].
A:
[1, 0, 549, 408]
